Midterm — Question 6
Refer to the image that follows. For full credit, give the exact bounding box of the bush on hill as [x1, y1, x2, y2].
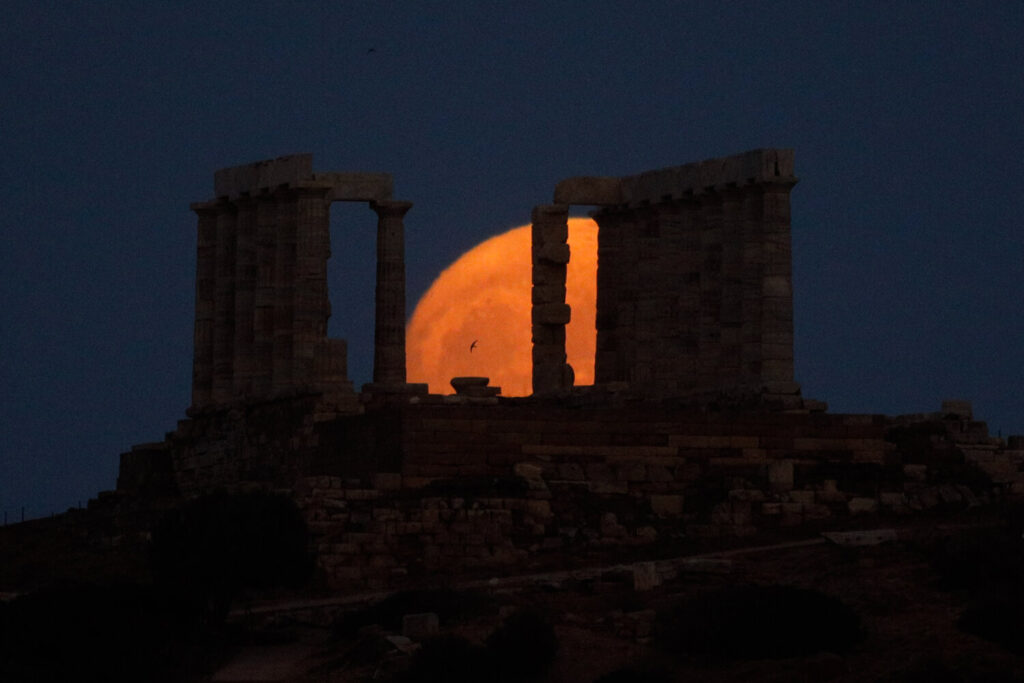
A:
[150, 490, 313, 624]
[655, 584, 862, 661]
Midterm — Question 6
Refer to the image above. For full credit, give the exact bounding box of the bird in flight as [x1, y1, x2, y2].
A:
[470, 340, 478, 353]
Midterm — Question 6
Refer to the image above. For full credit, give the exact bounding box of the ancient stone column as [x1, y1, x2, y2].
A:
[189, 204, 217, 410]
[672, 197, 702, 392]
[759, 178, 798, 386]
[593, 208, 623, 384]
[252, 193, 278, 397]
[531, 203, 573, 395]
[697, 190, 724, 392]
[293, 188, 331, 390]
[232, 195, 258, 397]
[272, 190, 298, 392]
[211, 202, 238, 404]
[370, 200, 413, 386]
[739, 185, 766, 385]
[717, 185, 745, 384]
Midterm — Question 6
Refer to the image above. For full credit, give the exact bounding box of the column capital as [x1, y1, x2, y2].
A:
[371, 199, 413, 218]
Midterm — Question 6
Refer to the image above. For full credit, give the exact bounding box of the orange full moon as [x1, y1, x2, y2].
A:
[406, 218, 597, 396]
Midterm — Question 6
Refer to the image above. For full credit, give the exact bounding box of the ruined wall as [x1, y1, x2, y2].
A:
[297, 402, 1024, 590]
[188, 155, 413, 413]
[121, 391, 1024, 592]
[535, 149, 798, 402]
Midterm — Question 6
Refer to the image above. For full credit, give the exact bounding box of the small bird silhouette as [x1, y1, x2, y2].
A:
[367, 47, 376, 54]
[469, 340, 478, 353]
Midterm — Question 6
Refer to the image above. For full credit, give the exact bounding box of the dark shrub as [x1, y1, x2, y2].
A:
[928, 528, 1024, 592]
[0, 581, 175, 682]
[335, 588, 495, 636]
[655, 584, 862, 660]
[403, 634, 495, 683]
[1002, 499, 1024, 539]
[485, 609, 559, 678]
[957, 593, 1024, 655]
[150, 490, 312, 624]
[898, 655, 1023, 682]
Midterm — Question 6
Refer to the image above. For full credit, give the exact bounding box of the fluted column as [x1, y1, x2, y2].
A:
[740, 185, 766, 385]
[593, 208, 621, 384]
[293, 188, 331, 389]
[371, 200, 412, 386]
[717, 185, 744, 385]
[232, 195, 257, 397]
[252, 193, 277, 396]
[759, 179, 798, 385]
[190, 204, 217, 409]
[272, 190, 298, 392]
[211, 202, 238, 403]
[697, 191, 723, 392]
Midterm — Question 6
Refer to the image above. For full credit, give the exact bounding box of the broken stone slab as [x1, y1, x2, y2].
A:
[821, 529, 898, 547]
[632, 562, 661, 591]
[847, 497, 879, 514]
[385, 634, 420, 655]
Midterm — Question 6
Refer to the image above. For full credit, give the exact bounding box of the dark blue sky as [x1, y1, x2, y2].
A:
[2, 2, 1022, 519]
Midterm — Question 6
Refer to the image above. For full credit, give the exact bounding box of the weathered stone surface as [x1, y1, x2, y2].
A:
[848, 497, 879, 514]
[214, 154, 313, 198]
[532, 303, 572, 325]
[553, 176, 623, 205]
[769, 460, 794, 492]
[650, 494, 683, 517]
[941, 399, 973, 419]
[538, 242, 571, 264]
[317, 172, 393, 202]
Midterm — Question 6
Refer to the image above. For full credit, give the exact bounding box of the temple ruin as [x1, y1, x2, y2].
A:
[187, 149, 802, 409]
[187, 153, 423, 415]
[112, 149, 1024, 592]
[532, 149, 798, 402]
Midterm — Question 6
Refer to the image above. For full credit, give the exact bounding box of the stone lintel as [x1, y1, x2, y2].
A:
[553, 176, 623, 205]
[314, 173, 394, 203]
[210, 155, 393, 203]
[620, 149, 797, 206]
[214, 154, 313, 198]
